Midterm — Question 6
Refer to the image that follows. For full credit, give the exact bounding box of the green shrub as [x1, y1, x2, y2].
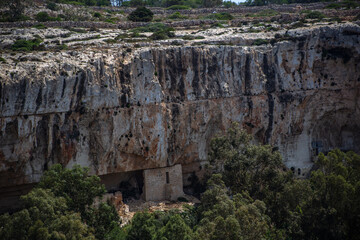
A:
[205, 12, 234, 20]
[105, 17, 119, 24]
[182, 35, 205, 40]
[47, 2, 58, 11]
[34, 23, 46, 29]
[131, 23, 174, 33]
[326, 0, 360, 9]
[128, 7, 154, 22]
[252, 38, 269, 46]
[250, 9, 279, 17]
[211, 22, 224, 28]
[93, 12, 102, 18]
[150, 29, 175, 40]
[168, 11, 188, 19]
[0, 57, 6, 63]
[35, 11, 61, 22]
[305, 11, 325, 20]
[11, 38, 44, 51]
[166, 5, 191, 10]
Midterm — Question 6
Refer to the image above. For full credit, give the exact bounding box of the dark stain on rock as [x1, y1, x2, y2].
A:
[279, 93, 295, 104]
[16, 79, 27, 111]
[263, 54, 276, 93]
[327, 47, 352, 64]
[192, 48, 201, 98]
[244, 54, 251, 95]
[35, 115, 49, 160]
[35, 87, 42, 111]
[61, 78, 66, 98]
[265, 93, 274, 144]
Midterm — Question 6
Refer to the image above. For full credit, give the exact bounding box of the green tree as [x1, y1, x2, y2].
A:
[198, 174, 235, 221]
[202, 0, 222, 7]
[127, 7, 154, 22]
[209, 123, 291, 201]
[126, 212, 159, 240]
[300, 149, 360, 240]
[37, 164, 105, 216]
[129, 0, 146, 6]
[155, 214, 194, 240]
[0, 188, 95, 240]
[0, 0, 29, 21]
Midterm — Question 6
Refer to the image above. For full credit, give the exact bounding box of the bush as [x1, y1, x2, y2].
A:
[93, 12, 102, 18]
[252, 38, 269, 46]
[305, 11, 325, 20]
[168, 11, 188, 19]
[34, 23, 46, 29]
[166, 5, 191, 10]
[11, 38, 43, 51]
[150, 29, 175, 40]
[128, 7, 154, 22]
[35, 11, 61, 22]
[129, 0, 145, 7]
[131, 23, 173, 33]
[204, 12, 234, 20]
[47, 2, 58, 11]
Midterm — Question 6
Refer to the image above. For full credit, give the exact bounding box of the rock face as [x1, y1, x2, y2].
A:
[0, 23, 360, 196]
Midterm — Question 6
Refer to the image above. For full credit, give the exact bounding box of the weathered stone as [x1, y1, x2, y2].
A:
[0, 23, 359, 209]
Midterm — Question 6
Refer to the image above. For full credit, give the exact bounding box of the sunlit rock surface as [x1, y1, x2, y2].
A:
[0, 23, 359, 192]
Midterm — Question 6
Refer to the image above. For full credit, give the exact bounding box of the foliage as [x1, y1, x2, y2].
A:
[204, 12, 234, 20]
[0, 164, 120, 240]
[195, 175, 271, 240]
[51, 0, 111, 6]
[166, 4, 191, 9]
[0, 188, 95, 240]
[37, 164, 106, 217]
[47, 2, 58, 11]
[326, 0, 360, 9]
[84, 202, 120, 240]
[130, 23, 175, 40]
[0, 0, 29, 21]
[202, 0, 222, 7]
[126, 212, 159, 240]
[168, 11, 188, 19]
[155, 214, 194, 240]
[131, 23, 172, 33]
[35, 12, 61, 22]
[223, 0, 237, 7]
[93, 12, 102, 18]
[34, 23, 47, 29]
[252, 38, 269, 45]
[300, 150, 360, 239]
[305, 11, 325, 20]
[150, 28, 175, 40]
[129, 0, 146, 6]
[11, 38, 44, 51]
[128, 7, 154, 22]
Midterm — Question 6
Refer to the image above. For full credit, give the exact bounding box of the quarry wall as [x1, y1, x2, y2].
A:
[0, 23, 359, 202]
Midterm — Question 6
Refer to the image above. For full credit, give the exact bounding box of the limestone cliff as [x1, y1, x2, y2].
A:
[0, 23, 360, 193]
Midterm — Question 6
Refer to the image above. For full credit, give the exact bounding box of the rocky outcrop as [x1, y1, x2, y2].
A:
[0, 23, 360, 195]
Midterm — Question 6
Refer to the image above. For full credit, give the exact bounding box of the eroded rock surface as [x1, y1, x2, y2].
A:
[0, 23, 359, 195]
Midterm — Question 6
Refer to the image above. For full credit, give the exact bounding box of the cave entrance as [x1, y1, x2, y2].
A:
[100, 170, 144, 202]
[311, 110, 360, 158]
